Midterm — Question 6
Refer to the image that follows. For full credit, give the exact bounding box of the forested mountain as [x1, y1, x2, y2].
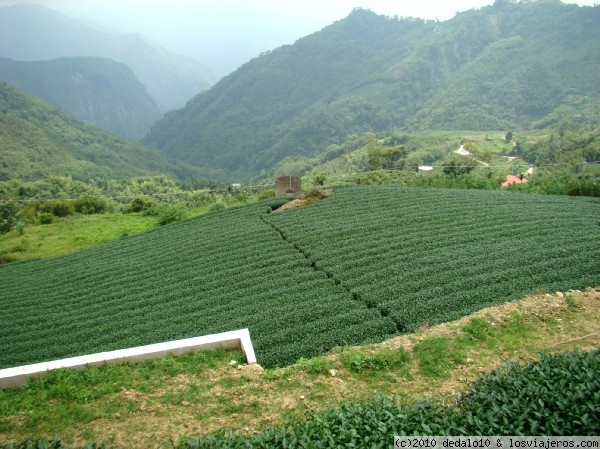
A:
[0, 82, 208, 181]
[0, 57, 161, 141]
[144, 1, 600, 179]
[0, 3, 214, 111]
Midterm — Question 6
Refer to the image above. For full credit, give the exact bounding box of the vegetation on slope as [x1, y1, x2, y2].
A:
[290, 127, 600, 196]
[0, 82, 212, 181]
[0, 175, 271, 263]
[1, 289, 598, 447]
[1, 186, 598, 372]
[0, 57, 161, 140]
[144, 2, 600, 178]
[182, 351, 599, 447]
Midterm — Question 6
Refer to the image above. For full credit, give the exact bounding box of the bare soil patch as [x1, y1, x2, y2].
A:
[272, 188, 333, 213]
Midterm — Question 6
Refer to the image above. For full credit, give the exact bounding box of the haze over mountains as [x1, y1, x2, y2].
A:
[0, 1, 598, 183]
[0, 3, 214, 112]
[0, 56, 161, 141]
[144, 1, 600, 179]
[0, 81, 209, 181]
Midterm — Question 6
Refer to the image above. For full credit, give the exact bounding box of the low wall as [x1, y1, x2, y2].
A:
[0, 328, 256, 389]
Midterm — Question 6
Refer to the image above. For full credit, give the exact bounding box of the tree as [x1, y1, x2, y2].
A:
[442, 157, 477, 176]
[0, 203, 21, 234]
[368, 141, 407, 170]
[314, 172, 327, 186]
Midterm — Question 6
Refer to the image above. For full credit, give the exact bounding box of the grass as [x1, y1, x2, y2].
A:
[0, 194, 266, 264]
[0, 213, 157, 262]
[1, 288, 598, 448]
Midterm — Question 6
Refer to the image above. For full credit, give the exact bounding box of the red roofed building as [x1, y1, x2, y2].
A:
[501, 174, 528, 187]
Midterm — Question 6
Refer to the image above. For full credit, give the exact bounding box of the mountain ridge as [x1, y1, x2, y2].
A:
[0, 3, 214, 111]
[143, 2, 600, 179]
[0, 56, 161, 141]
[0, 81, 210, 181]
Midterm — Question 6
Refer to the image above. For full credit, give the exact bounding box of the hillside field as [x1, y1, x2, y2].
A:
[1, 186, 599, 370]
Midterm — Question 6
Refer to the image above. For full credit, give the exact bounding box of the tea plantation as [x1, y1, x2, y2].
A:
[1, 186, 599, 369]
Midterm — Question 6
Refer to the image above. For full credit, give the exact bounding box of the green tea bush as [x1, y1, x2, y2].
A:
[179, 351, 599, 448]
[453, 350, 600, 435]
[1, 187, 599, 371]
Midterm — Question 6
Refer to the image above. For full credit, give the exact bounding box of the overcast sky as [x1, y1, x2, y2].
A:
[1, 0, 597, 77]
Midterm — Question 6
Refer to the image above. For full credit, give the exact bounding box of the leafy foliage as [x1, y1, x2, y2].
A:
[0, 436, 108, 449]
[0, 82, 210, 181]
[0, 56, 161, 141]
[0, 187, 598, 370]
[266, 186, 600, 333]
[145, 2, 600, 178]
[454, 350, 600, 435]
[178, 351, 599, 447]
[2, 351, 596, 447]
[0, 203, 20, 234]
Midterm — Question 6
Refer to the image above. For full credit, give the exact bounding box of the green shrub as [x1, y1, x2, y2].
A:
[125, 197, 154, 213]
[209, 202, 226, 212]
[42, 200, 74, 217]
[453, 350, 600, 435]
[37, 212, 54, 225]
[0, 203, 21, 234]
[73, 197, 107, 214]
[157, 205, 188, 226]
[258, 189, 275, 200]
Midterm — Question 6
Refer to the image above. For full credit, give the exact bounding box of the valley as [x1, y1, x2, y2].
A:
[0, 1, 598, 446]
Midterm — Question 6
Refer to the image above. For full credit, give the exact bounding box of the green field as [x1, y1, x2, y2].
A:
[1, 186, 599, 370]
[0, 213, 158, 263]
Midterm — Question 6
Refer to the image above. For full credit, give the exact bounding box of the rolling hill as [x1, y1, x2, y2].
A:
[0, 81, 209, 181]
[1, 186, 598, 369]
[0, 3, 214, 111]
[0, 56, 161, 141]
[143, 1, 600, 179]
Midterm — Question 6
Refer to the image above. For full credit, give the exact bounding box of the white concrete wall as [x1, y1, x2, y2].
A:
[0, 328, 256, 389]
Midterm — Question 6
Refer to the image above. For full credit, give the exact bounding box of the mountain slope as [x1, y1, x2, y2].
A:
[0, 57, 161, 141]
[0, 82, 207, 181]
[144, 1, 600, 178]
[1, 187, 598, 370]
[0, 3, 214, 111]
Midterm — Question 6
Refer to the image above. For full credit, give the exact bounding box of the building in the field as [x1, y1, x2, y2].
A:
[501, 174, 528, 187]
[275, 176, 302, 197]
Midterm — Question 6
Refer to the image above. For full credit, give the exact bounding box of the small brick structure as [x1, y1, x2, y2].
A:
[275, 176, 302, 197]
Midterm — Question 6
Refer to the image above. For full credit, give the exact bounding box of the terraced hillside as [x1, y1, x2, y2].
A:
[1, 187, 599, 369]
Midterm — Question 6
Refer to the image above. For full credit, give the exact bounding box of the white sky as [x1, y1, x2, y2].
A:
[1, 0, 597, 77]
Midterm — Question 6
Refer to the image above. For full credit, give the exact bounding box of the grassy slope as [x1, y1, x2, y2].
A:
[0, 213, 157, 263]
[1, 186, 599, 373]
[0, 289, 598, 447]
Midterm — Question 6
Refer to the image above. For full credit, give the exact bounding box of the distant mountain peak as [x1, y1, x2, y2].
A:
[0, 3, 215, 111]
[143, 1, 600, 179]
